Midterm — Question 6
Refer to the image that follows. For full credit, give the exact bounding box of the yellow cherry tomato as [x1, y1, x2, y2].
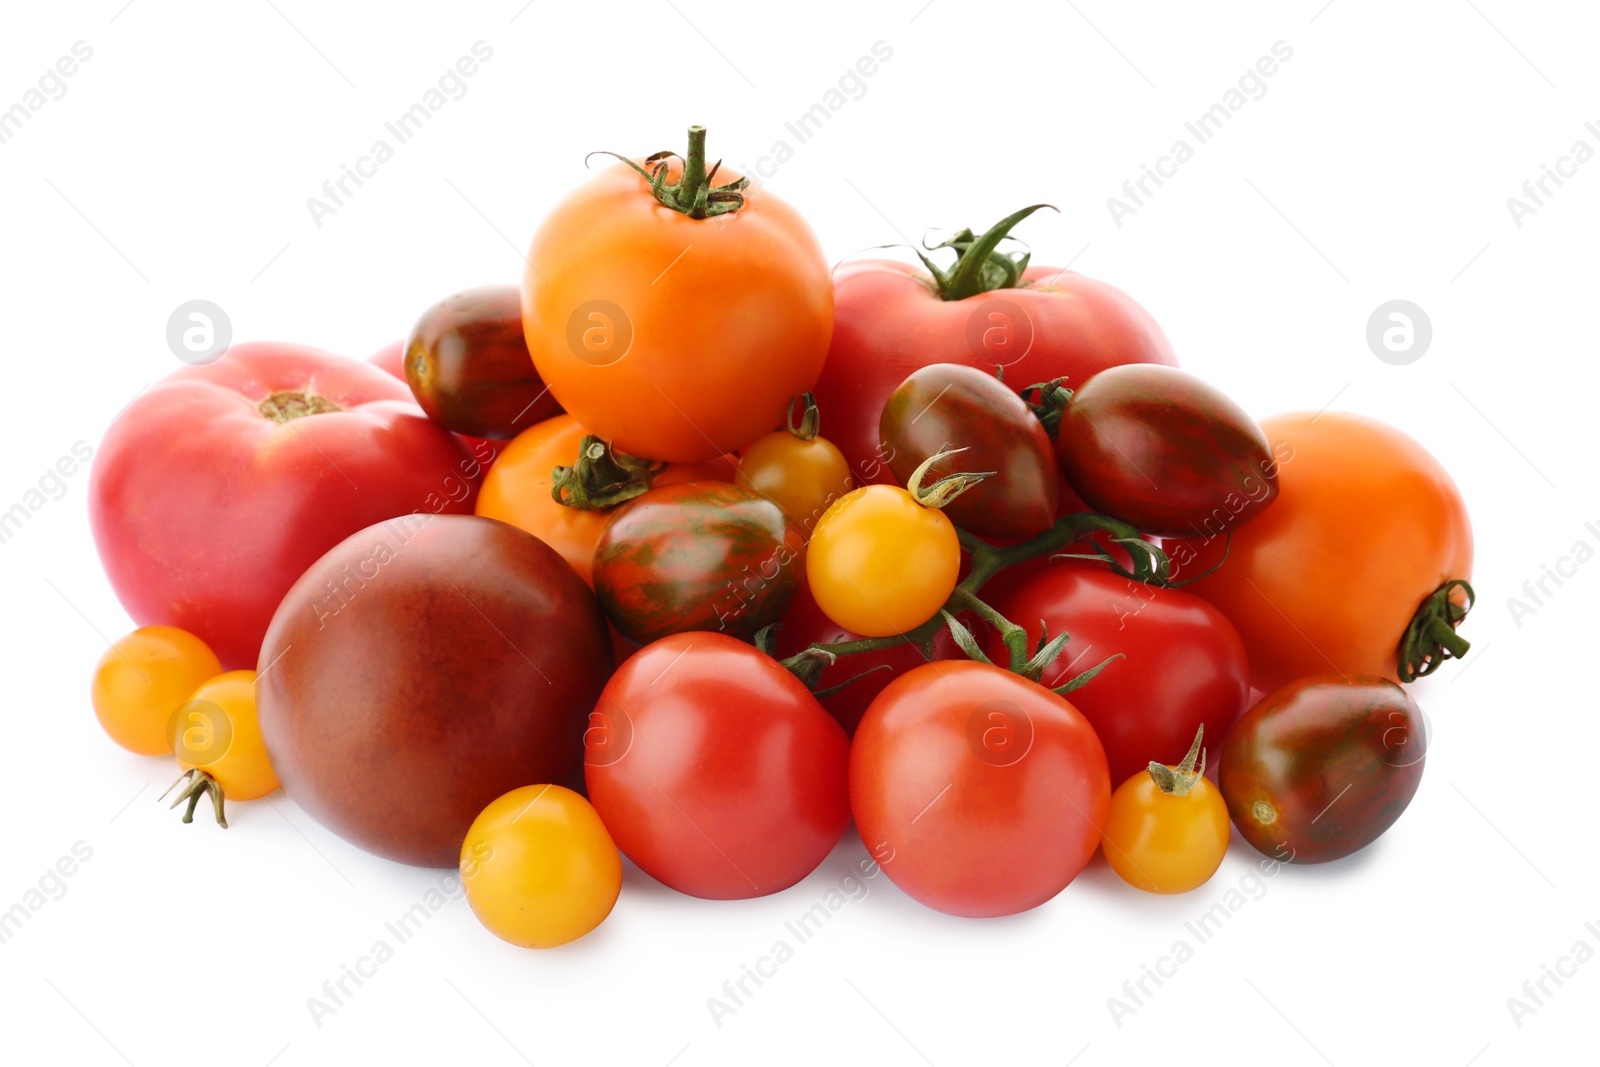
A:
[172, 670, 279, 802]
[91, 626, 221, 755]
[461, 784, 622, 949]
[805, 484, 959, 637]
[1102, 728, 1229, 894]
[736, 431, 854, 539]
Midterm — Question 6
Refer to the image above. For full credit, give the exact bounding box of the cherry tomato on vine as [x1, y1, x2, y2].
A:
[806, 485, 960, 637]
[166, 670, 278, 826]
[584, 633, 849, 899]
[1168, 412, 1473, 691]
[1102, 728, 1230, 894]
[91, 627, 222, 756]
[523, 126, 832, 462]
[460, 784, 622, 949]
[850, 661, 1110, 917]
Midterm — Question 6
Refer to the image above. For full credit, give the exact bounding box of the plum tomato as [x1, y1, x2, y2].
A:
[404, 284, 563, 439]
[1168, 412, 1473, 690]
[584, 632, 850, 899]
[981, 563, 1251, 787]
[256, 514, 613, 867]
[166, 669, 278, 826]
[850, 661, 1110, 917]
[592, 481, 803, 645]
[91, 626, 222, 756]
[806, 485, 960, 637]
[1219, 674, 1427, 863]
[1054, 364, 1278, 538]
[460, 784, 622, 948]
[881, 364, 1058, 539]
[523, 127, 831, 462]
[1102, 728, 1230, 894]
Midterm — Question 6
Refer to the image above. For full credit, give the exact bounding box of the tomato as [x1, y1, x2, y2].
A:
[593, 480, 803, 645]
[850, 661, 1109, 917]
[881, 364, 1058, 538]
[771, 582, 962, 737]
[1101, 729, 1230, 893]
[1168, 412, 1473, 691]
[807, 485, 960, 637]
[91, 627, 222, 756]
[90, 343, 482, 668]
[257, 515, 613, 867]
[476, 415, 731, 587]
[522, 127, 832, 462]
[460, 784, 621, 948]
[368, 340, 406, 379]
[404, 284, 563, 439]
[1219, 675, 1427, 863]
[1055, 364, 1278, 537]
[813, 207, 1176, 487]
[981, 563, 1250, 786]
[735, 423, 854, 539]
[166, 669, 278, 826]
[585, 632, 849, 899]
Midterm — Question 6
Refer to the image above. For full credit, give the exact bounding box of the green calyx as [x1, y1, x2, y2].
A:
[787, 392, 821, 441]
[1147, 726, 1206, 797]
[905, 446, 995, 509]
[1397, 578, 1475, 682]
[1021, 378, 1073, 439]
[592, 125, 750, 219]
[550, 436, 661, 511]
[915, 203, 1058, 302]
[161, 768, 228, 828]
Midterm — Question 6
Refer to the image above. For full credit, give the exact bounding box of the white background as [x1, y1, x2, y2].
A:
[1, 1, 1594, 1064]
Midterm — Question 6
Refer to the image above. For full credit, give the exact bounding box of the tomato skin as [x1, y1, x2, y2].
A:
[981, 564, 1251, 786]
[850, 661, 1109, 917]
[814, 260, 1176, 486]
[90, 343, 481, 669]
[173, 670, 278, 801]
[1056, 364, 1278, 537]
[461, 785, 621, 949]
[523, 161, 832, 462]
[1219, 674, 1426, 863]
[91, 627, 222, 755]
[370, 341, 501, 467]
[1102, 771, 1230, 894]
[1168, 412, 1473, 692]
[806, 485, 960, 637]
[735, 431, 854, 539]
[585, 633, 850, 899]
[881, 364, 1058, 538]
[404, 285, 562, 439]
[593, 481, 804, 645]
[476, 415, 728, 587]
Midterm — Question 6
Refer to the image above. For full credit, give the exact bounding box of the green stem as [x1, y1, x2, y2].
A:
[590, 125, 750, 219]
[1397, 578, 1475, 682]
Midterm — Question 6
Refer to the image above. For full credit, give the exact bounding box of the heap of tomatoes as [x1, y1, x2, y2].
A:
[86, 126, 1473, 946]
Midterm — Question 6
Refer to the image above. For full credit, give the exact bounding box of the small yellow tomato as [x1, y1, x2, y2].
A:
[737, 430, 854, 538]
[1102, 727, 1230, 894]
[91, 626, 221, 755]
[805, 485, 959, 637]
[172, 671, 279, 802]
[461, 784, 622, 949]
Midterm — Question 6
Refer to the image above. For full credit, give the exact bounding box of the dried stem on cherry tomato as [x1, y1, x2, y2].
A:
[1147, 725, 1206, 797]
[906, 447, 995, 509]
[786, 392, 821, 441]
[160, 768, 228, 828]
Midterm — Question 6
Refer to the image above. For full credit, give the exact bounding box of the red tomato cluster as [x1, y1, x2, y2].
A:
[86, 125, 1474, 946]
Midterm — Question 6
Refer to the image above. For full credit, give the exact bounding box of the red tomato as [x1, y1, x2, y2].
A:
[91, 343, 481, 668]
[850, 660, 1110, 917]
[814, 258, 1176, 486]
[584, 632, 850, 899]
[982, 564, 1251, 787]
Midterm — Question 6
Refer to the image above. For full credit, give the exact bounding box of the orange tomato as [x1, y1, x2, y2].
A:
[521, 128, 832, 462]
[476, 414, 733, 586]
[91, 626, 221, 755]
[1169, 412, 1472, 692]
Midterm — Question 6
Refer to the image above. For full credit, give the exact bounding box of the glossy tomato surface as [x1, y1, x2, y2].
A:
[1219, 674, 1427, 863]
[256, 515, 612, 867]
[815, 259, 1176, 485]
[90, 343, 480, 668]
[585, 632, 850, 899]
[850, 661, 1110, 917]
[982, 563, 1251, 786]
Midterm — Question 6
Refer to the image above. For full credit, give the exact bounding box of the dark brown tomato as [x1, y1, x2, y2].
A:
[405, 284, 563, 439]
[593, 481, 805, 646]
[1219, 674, 1427, 864]
[1056, 364, 1277, 538]
[255, 514, 613, 867]
[881, 364, 1058, 538]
